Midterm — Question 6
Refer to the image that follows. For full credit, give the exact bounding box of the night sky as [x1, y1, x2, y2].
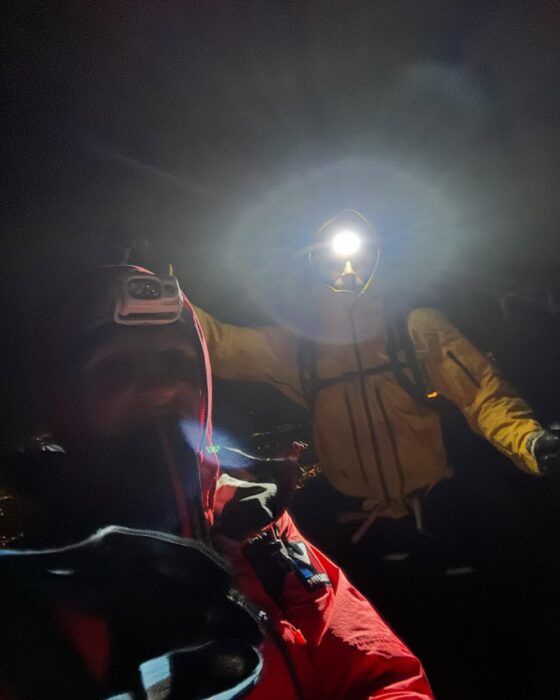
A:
[3, 1, 560, 443]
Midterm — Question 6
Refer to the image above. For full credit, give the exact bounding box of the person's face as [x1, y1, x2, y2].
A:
[310, 225, 379, 292]
[72, 326, 203, 438]
[312, 238, 378, 292]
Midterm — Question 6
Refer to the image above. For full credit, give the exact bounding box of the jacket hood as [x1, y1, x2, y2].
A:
[309, 209, 381, 295]
[181, 282, 220, 522]
[121, 265, 221, 527]
[49, 265, 220, 535]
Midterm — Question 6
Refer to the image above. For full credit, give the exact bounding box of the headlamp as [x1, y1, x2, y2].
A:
[331, 229, 361, 258]
[114, 273, 183, 325]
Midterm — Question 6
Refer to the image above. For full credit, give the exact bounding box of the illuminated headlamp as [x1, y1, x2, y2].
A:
[331, 229, 361, 258]
[114, 273, 183, 325]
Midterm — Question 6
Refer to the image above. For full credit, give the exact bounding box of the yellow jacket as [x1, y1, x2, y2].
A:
[194, 282, 542, 519]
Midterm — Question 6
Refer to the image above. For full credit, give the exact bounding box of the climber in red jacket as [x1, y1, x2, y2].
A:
[0, 265, 433, 699]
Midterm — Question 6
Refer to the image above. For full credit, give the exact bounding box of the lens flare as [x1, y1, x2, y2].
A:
[332, 230, 361, 257]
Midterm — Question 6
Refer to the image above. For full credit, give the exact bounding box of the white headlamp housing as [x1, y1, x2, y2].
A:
[114, 273, 183, 325]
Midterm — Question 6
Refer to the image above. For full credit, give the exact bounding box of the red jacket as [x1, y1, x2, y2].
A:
[51, 518, 433, 700]
[227, 511, 432, 700]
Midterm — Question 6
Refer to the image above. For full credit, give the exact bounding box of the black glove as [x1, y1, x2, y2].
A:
[213, 476, 281, 541]
[532, 423, 560, 475]
[213, 442, 306, 542]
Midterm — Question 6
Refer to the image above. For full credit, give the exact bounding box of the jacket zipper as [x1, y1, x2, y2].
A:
[348, 312, 390, 503]
[447, 350, 481, 387]
[374, 386, 406, 501]
[344, 388, 371, 488]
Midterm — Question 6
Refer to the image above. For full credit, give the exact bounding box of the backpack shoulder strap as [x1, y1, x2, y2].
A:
[297, 300, 439, 410]
[296, 337, 318, 411]
[384, 300, 436, 408]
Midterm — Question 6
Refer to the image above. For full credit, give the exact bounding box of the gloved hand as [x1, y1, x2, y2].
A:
[532, 423, 560, 475]
[213, 441, 306, 543]
[214, 475, 281, 542]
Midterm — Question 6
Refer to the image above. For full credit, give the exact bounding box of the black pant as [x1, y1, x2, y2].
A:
[291, 474, 523, 576]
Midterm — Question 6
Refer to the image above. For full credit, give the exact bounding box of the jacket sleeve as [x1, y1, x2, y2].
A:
[192, 305, 305, 406]
[279, 517, 434, 699]
[408, 307, 542, 474]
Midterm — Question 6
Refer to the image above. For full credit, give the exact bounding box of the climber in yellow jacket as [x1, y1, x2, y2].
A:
[194, 210, 559, 545]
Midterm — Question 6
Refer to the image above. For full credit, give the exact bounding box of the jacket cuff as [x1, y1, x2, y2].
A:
[523, 429, 546, 475]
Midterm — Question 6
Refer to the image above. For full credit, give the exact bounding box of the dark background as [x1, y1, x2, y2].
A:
[3, 1, 560, 442]
[3, 4, 560, 697]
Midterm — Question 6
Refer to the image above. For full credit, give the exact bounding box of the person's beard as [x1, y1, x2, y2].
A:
[334, 271, 364, 292]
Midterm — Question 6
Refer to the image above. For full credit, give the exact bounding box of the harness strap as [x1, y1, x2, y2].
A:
[303, 361, 416, 398]
[297, 306, 434, 410]
[296, 338, 318, 411]
[385, 306, 433, 407]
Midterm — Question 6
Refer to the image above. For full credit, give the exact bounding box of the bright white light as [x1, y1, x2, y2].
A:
[331, 229, 361, 257]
